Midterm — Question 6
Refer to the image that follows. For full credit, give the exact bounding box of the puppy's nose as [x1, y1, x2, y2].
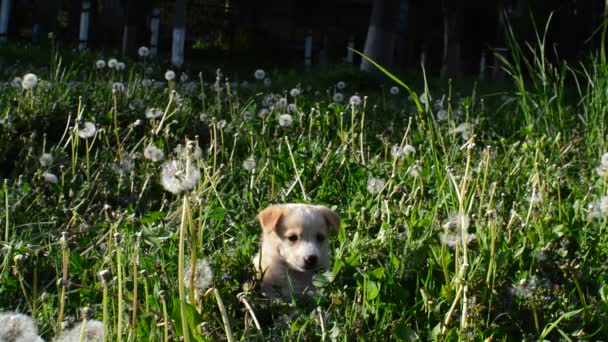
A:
[304, 255, 318, 268]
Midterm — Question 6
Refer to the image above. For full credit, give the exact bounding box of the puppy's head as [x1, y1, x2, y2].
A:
[258, 204, 340, 273]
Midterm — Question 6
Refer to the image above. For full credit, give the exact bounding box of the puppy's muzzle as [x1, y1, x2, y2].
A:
[304, 255, 318, 269]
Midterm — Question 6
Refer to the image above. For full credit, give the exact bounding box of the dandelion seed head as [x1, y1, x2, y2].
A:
[409, 163, 422, 177]
[254, 69, 266, 80]
[160, 159, 201, 194]
[389, 86, 399, 95]
[390, 145, 402, 158]
[437, 109, 448, 121]
[278, 114, 293, 127]
[11, 77, 22, 89]
[115, 62, 126, 71]
[243, 157, 256, 171]
[43, 172, 58, 184]
[39, 153, 54, 166]
[336, 81, 346, 90]
[289, 88, 301, 97]
[217, 119, 227, 129]
[277, 97, 288, 109]
[258, 108, 269, 118]
[184, 259, 213, 293]
[333, 92, 344, 103]
[402, 144, 416, 156]
[98, 269, 111, 284]
[54, 319, 104, 342]
[452, 122, 472, 134]
[349, 95, 362, 106]
[510, 276, 541, 300]
[107, 58, 118, 68]
[419, 92, 430, 105]
[287, 103, 297, 113]
[263, 77, 272, 87]
[22, 73, 38, 90]
[165, 70, 175, 81]
[367, 177, 385, 195]
[174, 143, 203, 161]
[601, 153, 608, 167]
[0, 311, 42, 342]
[112, 156, 134, 176]
[180, 73, 188, 83]
[78, 122, 97, 139]
[242, 110, 253, 121]
[95, 60, 106, 69]
[141, 79, 152, 88]
[439, 212, 474, 248]
[138, 46, 149, 57]
[112, 82, 125, 93]
[144, 145, 164, 162]
[145, 107, 164, 119]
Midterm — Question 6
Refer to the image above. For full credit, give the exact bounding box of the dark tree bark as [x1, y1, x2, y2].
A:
[360, 0, 401, 73]
[440, 0, 464, 78]
[122, 0, 147, 56]
[33, 0, 62, 44]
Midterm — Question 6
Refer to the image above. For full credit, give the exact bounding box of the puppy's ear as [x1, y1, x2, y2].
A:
[258, 205, 285, 233]
[316, 205, 340, 234]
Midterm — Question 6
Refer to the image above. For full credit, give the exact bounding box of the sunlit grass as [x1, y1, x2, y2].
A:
[0, 38, 606, 341]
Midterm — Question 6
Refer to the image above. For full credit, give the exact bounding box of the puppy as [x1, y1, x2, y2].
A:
[253, 203, 340, 299]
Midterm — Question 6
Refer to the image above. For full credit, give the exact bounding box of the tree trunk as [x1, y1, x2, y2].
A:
[0, 0, 12, 42]
[172, 0, 187, 68]
[122, 0, 146, 56]
[440, 0, 464, 78]
[360, 0, 400, 73]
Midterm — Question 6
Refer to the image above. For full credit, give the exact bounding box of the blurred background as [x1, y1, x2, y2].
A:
[0, 0, 605, 77]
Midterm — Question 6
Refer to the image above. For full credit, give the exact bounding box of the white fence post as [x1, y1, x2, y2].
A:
[150, 8, 160, 57]
[346, 35, 354, 64]
[78, 0, 91, 51]
[304, 30, 312, 66]
[479, 50, 486, 80]
[0, 0, 11, 42]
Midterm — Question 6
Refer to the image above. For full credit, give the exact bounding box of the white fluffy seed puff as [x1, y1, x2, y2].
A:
[160, 159, 201, 194]
[0, 311, 44, 342]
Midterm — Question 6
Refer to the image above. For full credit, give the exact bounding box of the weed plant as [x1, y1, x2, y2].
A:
[0, 34, 607, 341]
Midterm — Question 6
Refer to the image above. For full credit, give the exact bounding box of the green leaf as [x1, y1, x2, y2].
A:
[365, 280, 380, 301]
[349, 48, 423, 113]
[368, 267, 384, 280]
[540, 307, 584, 339]
[394, 323, 419, 341]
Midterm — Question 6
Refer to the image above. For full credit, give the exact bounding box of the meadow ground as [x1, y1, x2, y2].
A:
[0, 41, 607, 341]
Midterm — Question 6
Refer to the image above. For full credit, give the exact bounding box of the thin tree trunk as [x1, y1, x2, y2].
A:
[122, 0, 144, 55]
[172, 0, 187, 68]
[360, 0, 400, 73]
[440, 0, 464, 78]
[0, 0, 12, 42]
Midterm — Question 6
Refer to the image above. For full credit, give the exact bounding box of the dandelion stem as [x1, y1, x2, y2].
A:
[178, 194, 191, 342]
[102, 282, 109, 342]
[131, 254, 138, 335]
[284, 137, 308, 200]
[359, 99, 366, 165]
[3, 179, 9, 242]
[112, 92, 123, 160]
[116, 237, 123, 342]
[213, 288, 234, 342]
[161, 298, 169, 342]
[57, 232, 69, 333]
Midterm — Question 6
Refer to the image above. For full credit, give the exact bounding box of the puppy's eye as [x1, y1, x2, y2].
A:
[316, 234, 326, 242]
[287, 235, 298, 242]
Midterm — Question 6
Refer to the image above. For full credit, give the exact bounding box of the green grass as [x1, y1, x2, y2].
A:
[0, 37, 607, 341]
